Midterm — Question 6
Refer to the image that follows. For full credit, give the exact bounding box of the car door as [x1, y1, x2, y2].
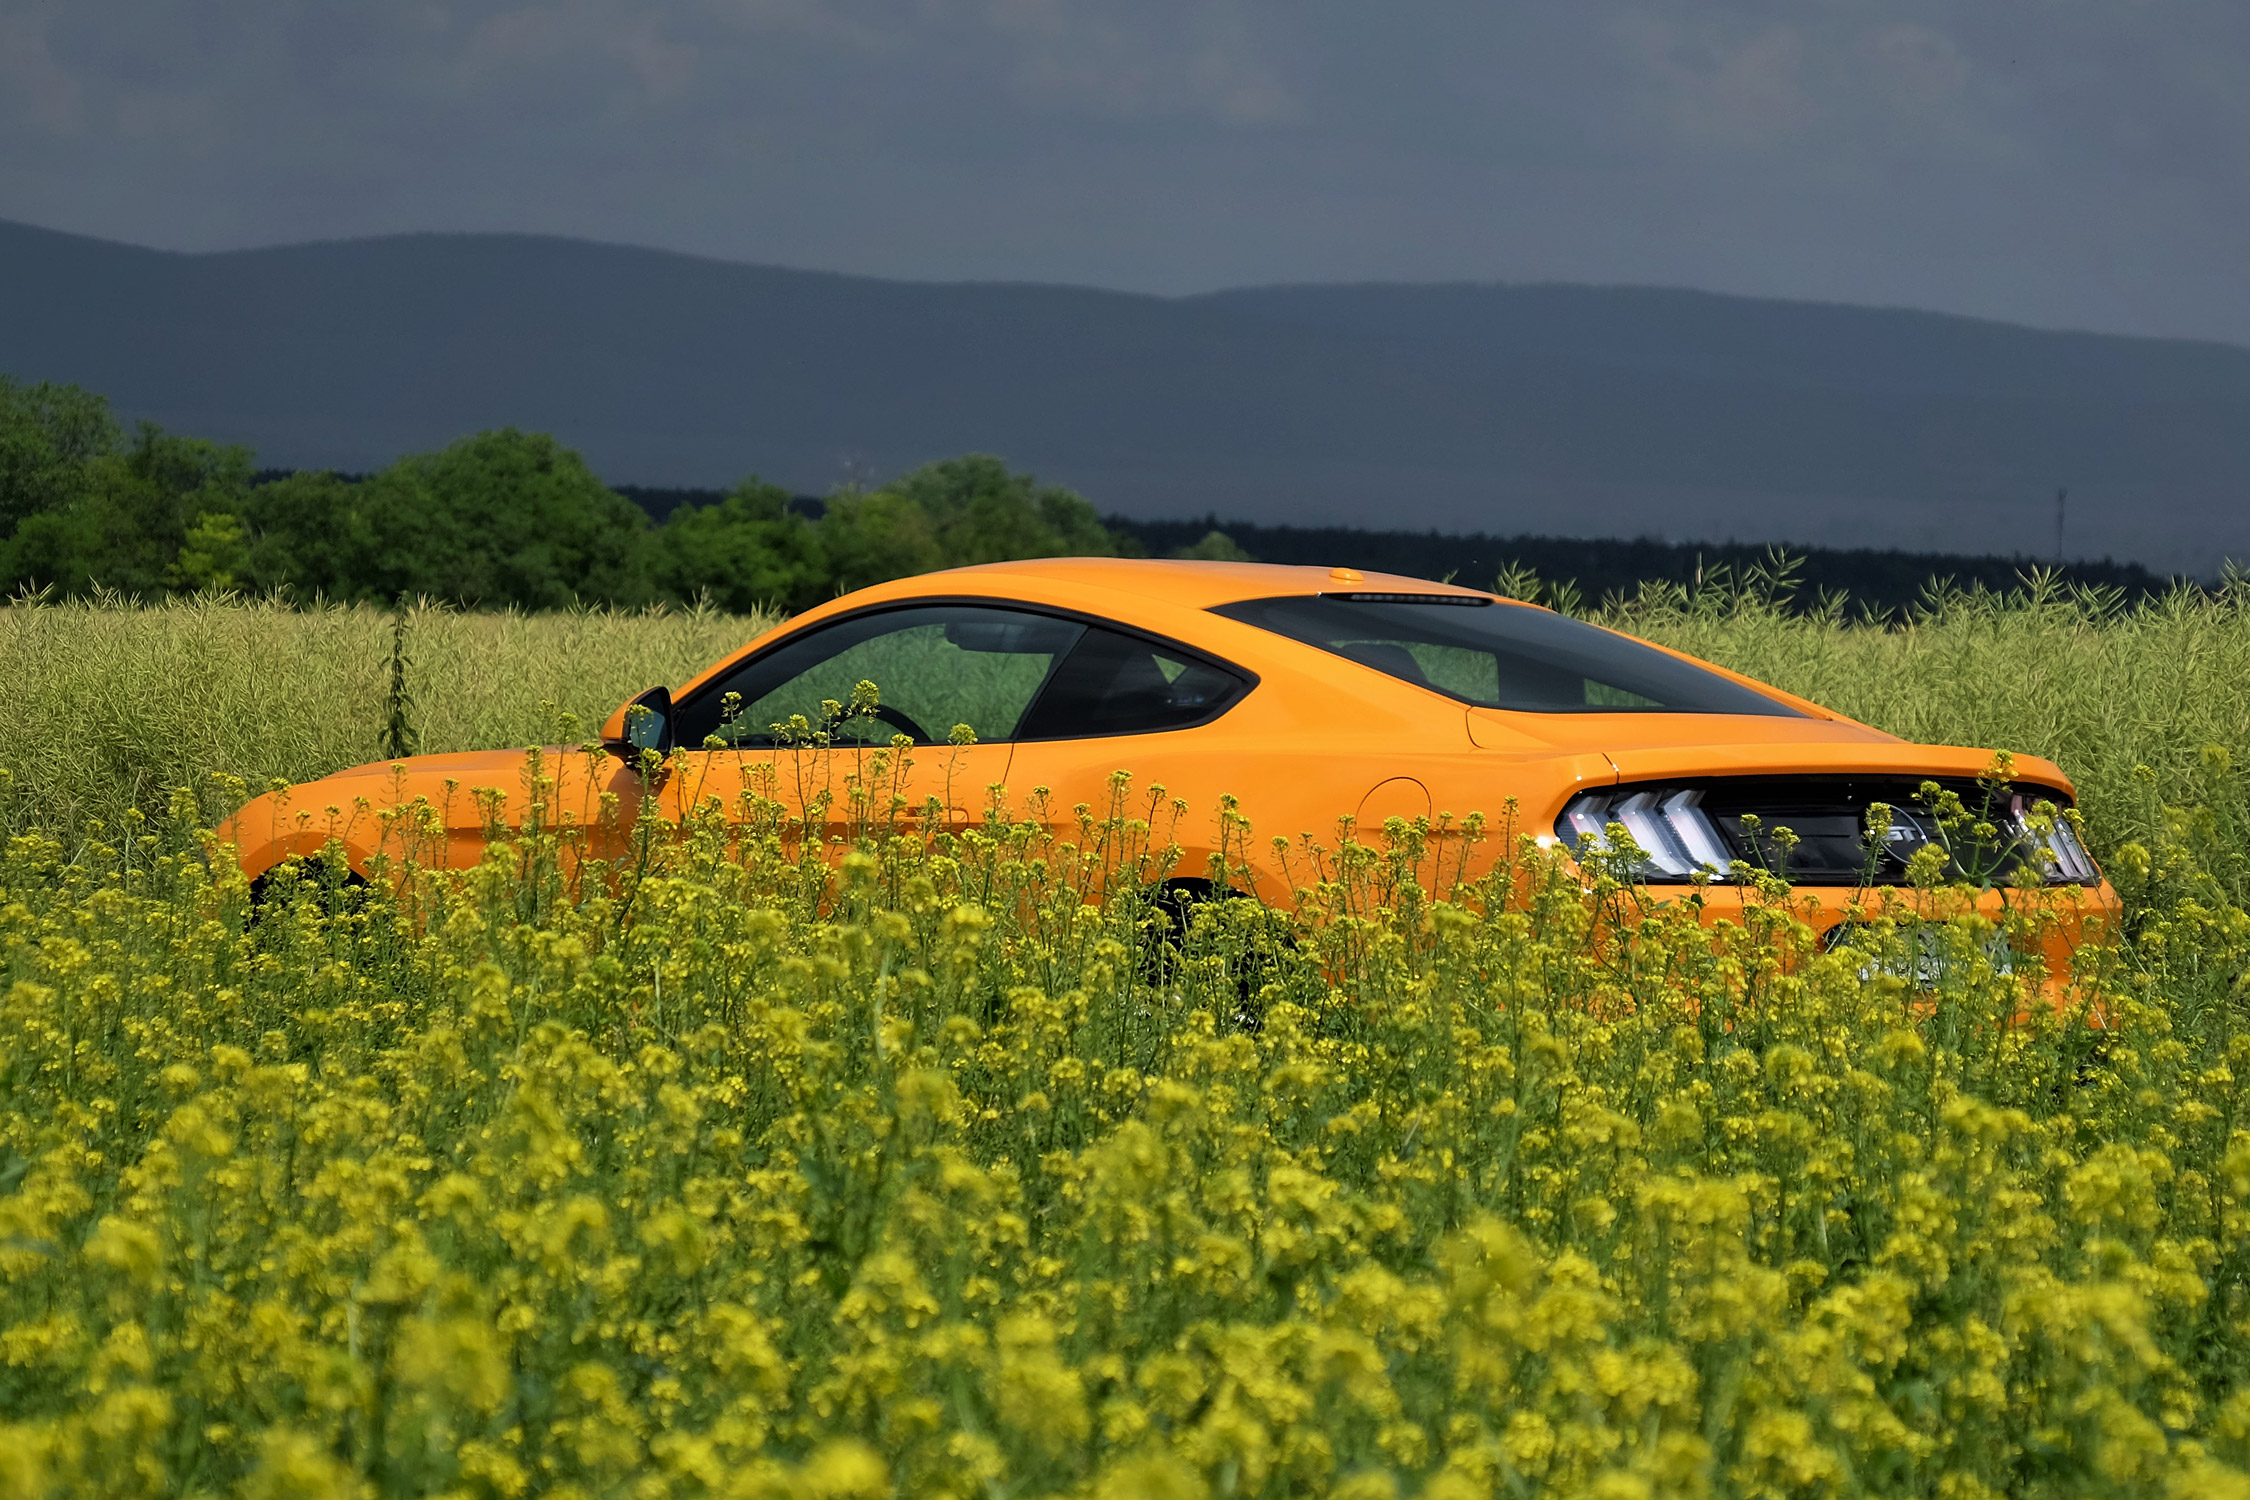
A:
[660, 602, 1082, 838]
[1001, 618, 1256, 880]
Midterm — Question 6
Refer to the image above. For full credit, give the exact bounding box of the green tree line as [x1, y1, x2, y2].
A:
[0, 376, 1233, 611]
[5, 374, 2178, 622]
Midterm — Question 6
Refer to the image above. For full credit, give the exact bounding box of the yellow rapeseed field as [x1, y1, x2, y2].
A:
[4, 740, 2249, 1499]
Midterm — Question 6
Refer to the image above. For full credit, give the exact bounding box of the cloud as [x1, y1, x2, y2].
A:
[697, 0, 910, 51]
[979, 1, 1303, 124]
[0, 0, 2241, 342]
[112, 89, 228, 151]
[0, 7, 87, 135]
[464, 1, 695, 98]
[1862, 22, 1970, 111]
[1611, 12, 1815, 148]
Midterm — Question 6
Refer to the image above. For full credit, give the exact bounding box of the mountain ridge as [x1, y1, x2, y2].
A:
[4, 216, 2247, 571]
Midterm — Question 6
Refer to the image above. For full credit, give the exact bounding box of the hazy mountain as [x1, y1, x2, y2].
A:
[5, 218, 2247, 572]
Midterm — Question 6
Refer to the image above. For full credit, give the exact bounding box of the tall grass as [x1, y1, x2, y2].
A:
[0, 593, 775, 838]
[1614, 575, 2250, 862]
[9, 578, 2250, 862]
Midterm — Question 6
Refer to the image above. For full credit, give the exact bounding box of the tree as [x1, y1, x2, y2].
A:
[648, 480, 830, 613]
[109, 425, 258, 591]
[0, 398, 256, 597]
[168, 512, 252, 592]
[235, 470, 367, 597]
[1170, 529, 1255, 562]
[880, 454, 1119, 566]
[0, 377, 119, 534]
[1, 374, 1132, 609]
[335, 430, 652, 607]
[814, 486, 946, 597]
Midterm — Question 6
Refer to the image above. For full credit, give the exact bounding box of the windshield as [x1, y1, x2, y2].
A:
[1210, 594, 1802, 716]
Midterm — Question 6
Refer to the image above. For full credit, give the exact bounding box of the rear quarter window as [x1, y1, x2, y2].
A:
[1017, 623, 1250, 739]
[1210, 594, 1800, 716]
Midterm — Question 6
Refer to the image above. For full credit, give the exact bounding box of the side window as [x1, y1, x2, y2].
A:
[1016, 624, 1249, 739]
[676, 605, 1084, 747]
[1210, 595, 1796, 716]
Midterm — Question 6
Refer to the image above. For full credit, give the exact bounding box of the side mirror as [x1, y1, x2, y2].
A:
[599, 685, 674, 758]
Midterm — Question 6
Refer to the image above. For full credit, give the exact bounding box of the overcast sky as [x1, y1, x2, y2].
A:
[3, 1, 2246, 343]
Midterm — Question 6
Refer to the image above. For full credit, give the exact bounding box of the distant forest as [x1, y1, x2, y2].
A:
[622, 492, 2174, 615]
[2, 373, 2173, 618]
[1106, 518, 2171, 613]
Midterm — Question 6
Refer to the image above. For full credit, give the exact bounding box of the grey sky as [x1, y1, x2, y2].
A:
[3, 1, 2246, 343]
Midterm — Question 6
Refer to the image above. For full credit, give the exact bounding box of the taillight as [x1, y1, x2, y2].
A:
[2006, 789, 2099, 882]
[1555, 776, 2099, 887]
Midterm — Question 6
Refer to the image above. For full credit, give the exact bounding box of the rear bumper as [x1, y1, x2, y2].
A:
[1651, 878, 2117, 997]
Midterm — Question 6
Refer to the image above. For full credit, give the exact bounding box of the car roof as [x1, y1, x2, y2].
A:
[671, 557, 1511, 704]
[666, 553, 1881, 733]
[901, 557, 1496, 610]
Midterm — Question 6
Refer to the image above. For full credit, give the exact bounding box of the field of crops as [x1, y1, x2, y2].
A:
[0, 595, 780, 841]
[4, 587, 2250, 1499]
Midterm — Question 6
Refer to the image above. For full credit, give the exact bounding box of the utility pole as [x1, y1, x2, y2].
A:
[2054, 487, 2067, 566]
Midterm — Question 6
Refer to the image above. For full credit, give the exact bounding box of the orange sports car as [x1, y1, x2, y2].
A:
[224, 558, 2109, 942]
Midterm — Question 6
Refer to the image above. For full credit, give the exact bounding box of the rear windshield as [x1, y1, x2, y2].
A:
[1210, 594, 1803, 716]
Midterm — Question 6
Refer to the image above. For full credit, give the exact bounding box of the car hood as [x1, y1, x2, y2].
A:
[314, 748, 566, 782]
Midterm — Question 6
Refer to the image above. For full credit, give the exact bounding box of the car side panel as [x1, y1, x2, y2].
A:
[999, 732, 1612, 899]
